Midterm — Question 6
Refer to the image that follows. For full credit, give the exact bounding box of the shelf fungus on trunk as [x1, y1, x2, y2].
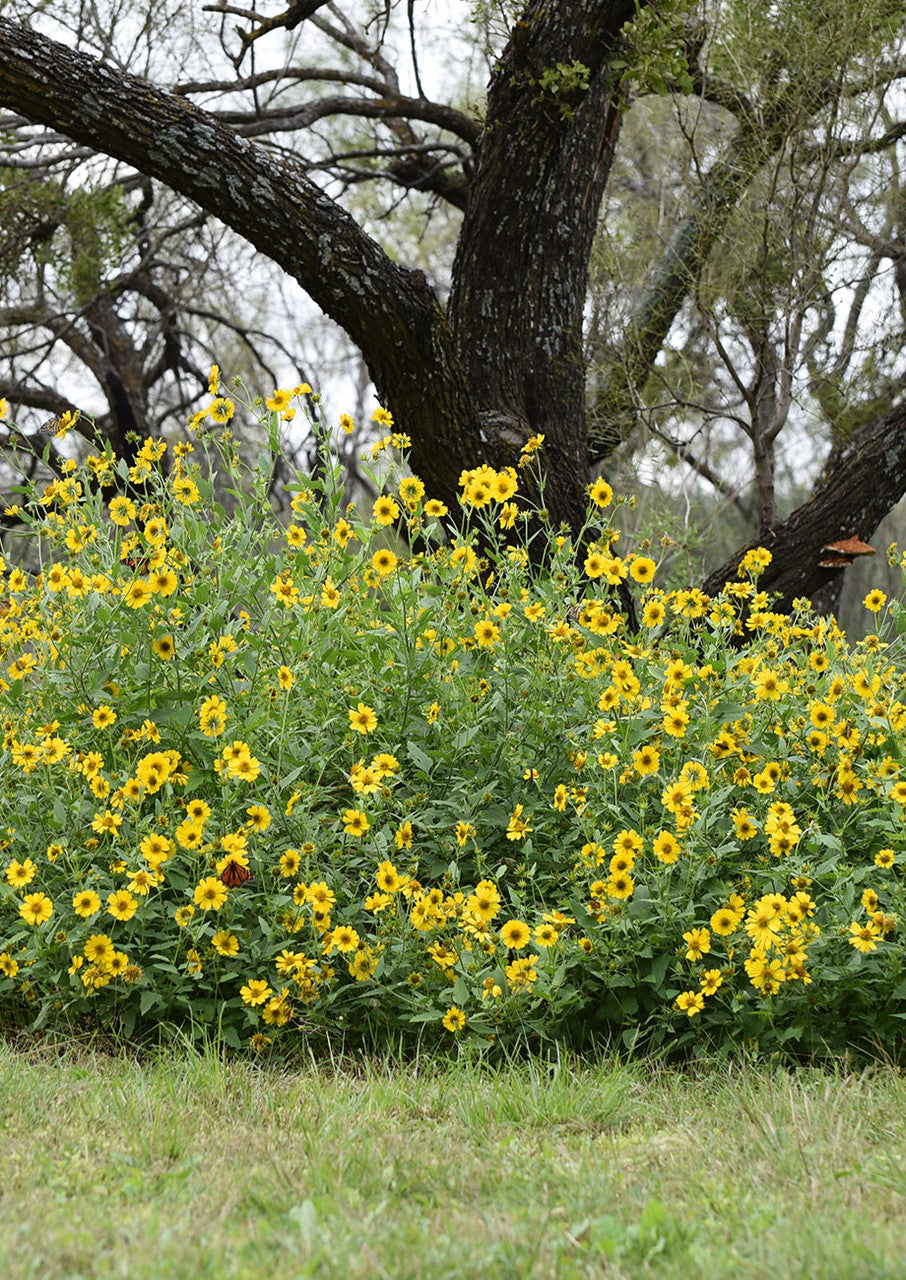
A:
[817, 536, 876, 570]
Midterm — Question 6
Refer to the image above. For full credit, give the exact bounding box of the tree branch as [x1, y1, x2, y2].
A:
[0, 17, 482, 504]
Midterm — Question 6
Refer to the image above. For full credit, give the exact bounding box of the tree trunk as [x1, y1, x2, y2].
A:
[703, 400, 906, 609]
[450, 0, 639, 530]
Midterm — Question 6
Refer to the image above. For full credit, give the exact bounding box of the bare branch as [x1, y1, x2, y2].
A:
[213, 92, 481, 149]
[655, 425, 754, 518]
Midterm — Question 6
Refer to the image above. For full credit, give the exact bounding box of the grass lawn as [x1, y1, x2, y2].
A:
[1, 1040, 904, 1278]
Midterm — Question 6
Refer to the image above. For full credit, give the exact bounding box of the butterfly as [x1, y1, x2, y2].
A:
[567, 600, 585, 625]
[38, 416, 64, 440]
[220, 860, 254, 888]
[123, 555, 150, 575]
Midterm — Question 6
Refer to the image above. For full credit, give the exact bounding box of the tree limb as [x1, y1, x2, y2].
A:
[0, 17, 483, 504]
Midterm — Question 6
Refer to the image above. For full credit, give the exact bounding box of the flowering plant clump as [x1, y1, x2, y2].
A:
[2, 377, 906, 1058]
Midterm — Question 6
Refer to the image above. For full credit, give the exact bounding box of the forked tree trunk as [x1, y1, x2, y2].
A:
[2, 10, 906, 617]
[0, 9, 635, 534]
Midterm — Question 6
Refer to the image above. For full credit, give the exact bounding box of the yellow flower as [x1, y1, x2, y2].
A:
[19, 892, 53, 925]
[653, 831, 680, 864]
[152, 634, 176, 660]
[92, 810, 122, 837]
[246, 804, 271, 833]
[372, 495, 401, 526]
[199, 694, 227, 737]
[371, 548, 398, 577]
[700, 969, 723, 997]
[632, 745, 660, 776]
[505, 956, 538, 988]
[271, 574, 299, 607]
[731, 807, 758, 840]
[107, 889, 138, 922]
[683, 927, 711, 962]
[467, 879, 501, 923]
[442, 1006, 466, 1033]
[73, 890, 101, 918]
[642, 599, 666, 627]
[454, 821, 475, 848]
[607, 872, 634, 900]
[506, 803, 532, 841]
[327, 925, 360, 954]
[83, 934, 115, 967]
[613, 828, 643, 858]
[266, 388, 293, 412]
[128, 869, 156, 896]
[473, 618, 500, 648]
[848, 920, 881, 952]
[630, 556, 656, 584]
[376, 860, 404, 893]
[240, 979, 273, 1006]
[109, 496, 136, 526]
[194, 877, 228, 911]
[209, 397, 234, 424]
[225, 751, 261, 783]
[499, 919, 531, 949]
[211, 930, 239, 957]
[587, 478, 613, 508]
[274, 848, 299, 878]
[5, 859, 38, 888]
[123, 579, 153, 609]
[342, 808, 370, 837]
[349, 702, 377, 735]
[710, 907, 740, 936]
[676, 990, 705, 1016]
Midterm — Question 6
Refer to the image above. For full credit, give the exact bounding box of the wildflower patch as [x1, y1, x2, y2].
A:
[0, 380, 905, 1057]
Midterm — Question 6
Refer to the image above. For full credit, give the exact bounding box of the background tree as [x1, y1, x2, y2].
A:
[2, 0, 906, 617]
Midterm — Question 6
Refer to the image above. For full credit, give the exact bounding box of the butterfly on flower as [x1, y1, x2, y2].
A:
[220, 859, 254, 888]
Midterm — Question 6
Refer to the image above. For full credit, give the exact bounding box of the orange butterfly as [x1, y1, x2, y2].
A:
[220, 860, 254, 888]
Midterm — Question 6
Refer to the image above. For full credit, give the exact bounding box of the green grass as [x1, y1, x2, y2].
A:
[2, 1041, 905, 1278]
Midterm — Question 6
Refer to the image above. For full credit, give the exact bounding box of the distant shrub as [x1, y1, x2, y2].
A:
[1, 376, 905, 1058]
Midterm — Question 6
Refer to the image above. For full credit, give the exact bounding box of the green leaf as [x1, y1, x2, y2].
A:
[140, 989, 162, 1014]
[406, 741, 434, 774]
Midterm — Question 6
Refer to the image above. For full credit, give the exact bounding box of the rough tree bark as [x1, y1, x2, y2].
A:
[449, 0, 638, 530]
[0, 17, 483, 513]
